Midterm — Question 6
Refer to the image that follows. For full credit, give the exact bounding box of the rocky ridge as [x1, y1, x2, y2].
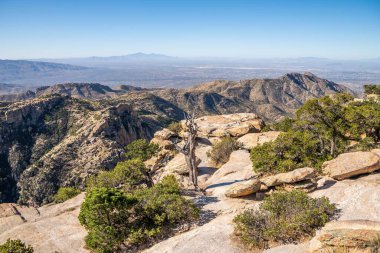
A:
[1, 72, 352, 122]
[0, 94, 151, 205]
[155, 72, 351, 121]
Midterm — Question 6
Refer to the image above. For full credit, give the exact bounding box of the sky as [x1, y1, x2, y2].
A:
[0, 0, 379, 60]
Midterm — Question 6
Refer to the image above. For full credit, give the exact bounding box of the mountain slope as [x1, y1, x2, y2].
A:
[35, 83, 124, 99]
[0, 95, 152, 205]
[154, 72, 351, 121]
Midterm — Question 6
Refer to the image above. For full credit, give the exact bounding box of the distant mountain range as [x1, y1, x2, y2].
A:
[35, 52, 177, 66]
[0, 72, 352, 122]
[0, 60, 89, 87]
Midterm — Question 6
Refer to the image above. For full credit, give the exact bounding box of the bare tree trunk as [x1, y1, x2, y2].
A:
[175, 109, 199, 189]
[188, 133, 198, 187]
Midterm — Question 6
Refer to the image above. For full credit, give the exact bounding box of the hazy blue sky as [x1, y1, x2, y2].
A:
[0, 0, 379, 59]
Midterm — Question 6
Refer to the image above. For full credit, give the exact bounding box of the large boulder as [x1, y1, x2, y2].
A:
[205, 150, 256, 197]
[224, 179, 261, 198]
[162, 153, 201, 175]
[309, 220, 380, 253]
[237, 131, 281, 150]
[193, 113, 264, 138]
[322, 151, 380, 180]
[260, 167, 316, 187]
[206, 150, 255, 187]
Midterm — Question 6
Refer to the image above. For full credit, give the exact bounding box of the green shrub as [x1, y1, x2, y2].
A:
[86, 159, 152, 190]
[233, 190, 336, 249]
[79, 187, 136, 253]
[167, 121, 182, 135]
[345, 100, 380, 143]
[125, 139, 159, 162]
[251, 130, 332, 174]
[79, 175, 198, 253]
[207, 136, 241, 167]
[251, 93, 380, 175]
[364, 85, 380, 95]
[0, 239, 34, 253]
[53, 187, 81, 203]
[262, 117, 295, 132]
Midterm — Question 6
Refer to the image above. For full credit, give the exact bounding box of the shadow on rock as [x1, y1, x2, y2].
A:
[205, 180, 245, 190]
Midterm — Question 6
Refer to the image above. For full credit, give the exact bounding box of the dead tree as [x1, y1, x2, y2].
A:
[175, 109, 199, 189]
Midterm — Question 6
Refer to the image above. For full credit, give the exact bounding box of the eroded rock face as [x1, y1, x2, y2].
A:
[237, 131, 281, 150]
[0, 95, 152, 205]
[225, 179, 261, 198]
[260, 167, 316, 187]
[309, 220, 380, 253]
[322, 151, 380, 180]
[192, 113, 264, 138]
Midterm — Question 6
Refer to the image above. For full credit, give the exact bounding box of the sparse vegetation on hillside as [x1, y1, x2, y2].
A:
[233, 190, 336, 249]
[53, 187, 81, 203]
[251, 93, 380, 175]
[0, 239, 34, 253]
[207, 136, 241, 167]
[80, 139, 199, 253]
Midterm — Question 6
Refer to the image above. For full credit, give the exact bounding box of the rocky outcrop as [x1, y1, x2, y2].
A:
[0, 95, 151, 205]
[145, 158, 380, 253]
[0, 193, 87, 253]
[237, 131, 281, 150]
[193, 113, 263, 138]
[260, 167, 316, 187]
[205, 150, 255, 187]
[322, 151, 380, 180]
[224, 179, 261, 198]
[309, 220, 380, 253]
